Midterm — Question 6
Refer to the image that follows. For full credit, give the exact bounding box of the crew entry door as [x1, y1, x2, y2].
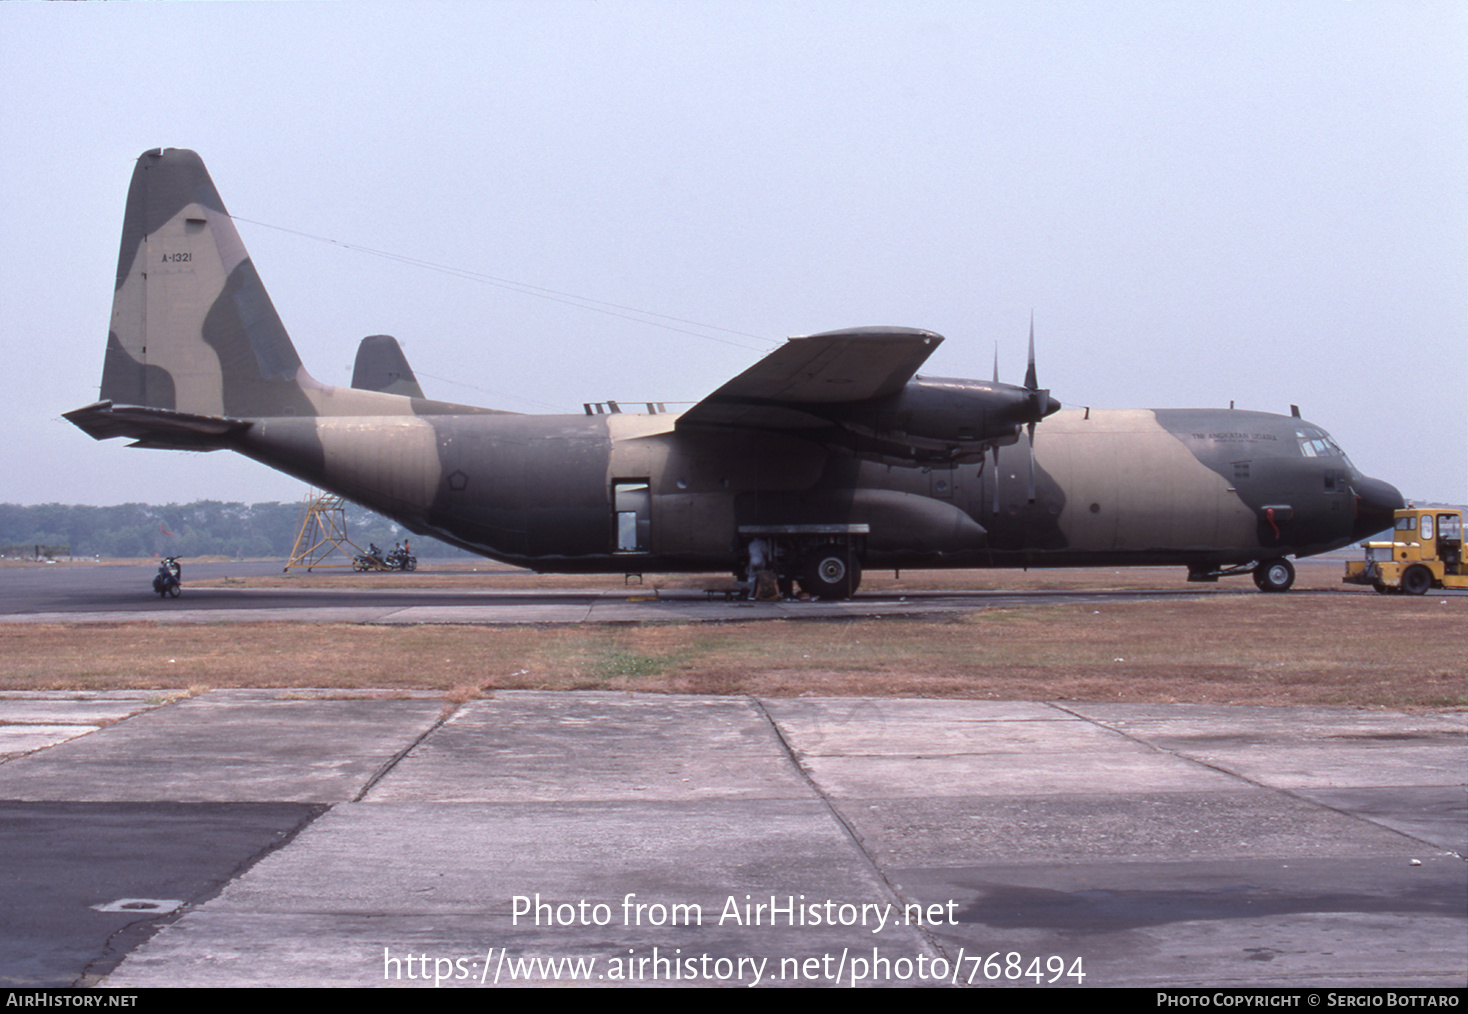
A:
[613, 480, 651, 553]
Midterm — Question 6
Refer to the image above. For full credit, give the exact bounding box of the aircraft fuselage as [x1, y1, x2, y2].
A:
[234, 402, 1392, 574]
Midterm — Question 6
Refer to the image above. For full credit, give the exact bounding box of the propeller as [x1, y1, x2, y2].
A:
[990, 316, 1056, 512]
[991, 343, 1002, 514]
[1025, 314, 1039, 503]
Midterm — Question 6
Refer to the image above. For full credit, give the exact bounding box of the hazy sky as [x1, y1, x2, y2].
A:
[3, 1, 1464, 506]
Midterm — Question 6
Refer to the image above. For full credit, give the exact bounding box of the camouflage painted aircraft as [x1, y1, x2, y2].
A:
[67, 149, 1403, 596]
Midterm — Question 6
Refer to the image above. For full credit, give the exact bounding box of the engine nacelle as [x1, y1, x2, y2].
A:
[827, 376, 1060, 464]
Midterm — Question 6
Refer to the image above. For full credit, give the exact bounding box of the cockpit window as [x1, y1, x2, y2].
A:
[1295, 427, 1344, 458]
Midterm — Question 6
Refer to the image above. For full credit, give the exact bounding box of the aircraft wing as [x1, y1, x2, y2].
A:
[677, 327, 942, 430]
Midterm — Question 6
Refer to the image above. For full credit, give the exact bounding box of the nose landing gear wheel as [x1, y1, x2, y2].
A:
[1253, 558, 1295, 593]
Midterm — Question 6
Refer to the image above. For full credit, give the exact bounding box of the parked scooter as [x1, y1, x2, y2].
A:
[152, 557, 182, 598]
[352, 543, 386, 571]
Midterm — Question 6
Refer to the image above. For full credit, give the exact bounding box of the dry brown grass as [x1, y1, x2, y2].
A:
[1, 578, 1462, 708]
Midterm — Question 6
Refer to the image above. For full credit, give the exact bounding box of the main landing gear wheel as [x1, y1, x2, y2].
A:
[1253, 558, 1295, 593]
[1400, 566, 1433, 596]
[799, 552, 862, 600]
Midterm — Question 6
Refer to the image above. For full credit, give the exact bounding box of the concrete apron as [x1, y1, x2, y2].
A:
[0, 690, 1462, 988]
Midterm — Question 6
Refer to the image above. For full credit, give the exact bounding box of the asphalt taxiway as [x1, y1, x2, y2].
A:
[0, 689, 1463, 988]
[0, 559, 1375, 626]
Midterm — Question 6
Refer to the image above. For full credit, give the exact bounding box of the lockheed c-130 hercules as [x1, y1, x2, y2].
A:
[66, 149, 1404, 597]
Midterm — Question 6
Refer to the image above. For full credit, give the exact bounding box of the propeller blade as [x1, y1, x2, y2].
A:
[991, 444, 1001, 514]
[1024, 312, 1038, 392]
[1026, 420, 1037, 504]
[1025, 314, 1039, 502]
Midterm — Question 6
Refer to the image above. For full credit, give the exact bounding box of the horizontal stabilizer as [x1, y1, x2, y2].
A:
[63, 401, 250, 451]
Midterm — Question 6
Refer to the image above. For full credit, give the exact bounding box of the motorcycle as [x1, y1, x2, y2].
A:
[152, 557, 182, 598]
[385, 545, 418, 572]
[352, 544, 417, 572]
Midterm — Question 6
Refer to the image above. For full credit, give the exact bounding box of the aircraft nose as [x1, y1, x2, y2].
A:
[1352, 475, 1403, 540]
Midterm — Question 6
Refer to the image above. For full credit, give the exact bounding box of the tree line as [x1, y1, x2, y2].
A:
[0, 501, 469, 560]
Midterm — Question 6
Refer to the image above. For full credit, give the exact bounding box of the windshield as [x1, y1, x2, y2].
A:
[1296, 425, 1358, 476]
[1296, 426, 1342, 458]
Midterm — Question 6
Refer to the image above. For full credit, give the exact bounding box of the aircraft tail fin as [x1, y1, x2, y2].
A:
[99, 148, 318, 419]
[352, 335, 426, 399]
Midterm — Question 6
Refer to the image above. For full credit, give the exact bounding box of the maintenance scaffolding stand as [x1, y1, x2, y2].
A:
[284, 490, 363, 572]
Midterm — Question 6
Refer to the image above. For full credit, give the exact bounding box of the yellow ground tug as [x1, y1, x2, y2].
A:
[1343, 507, 1467, 595]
